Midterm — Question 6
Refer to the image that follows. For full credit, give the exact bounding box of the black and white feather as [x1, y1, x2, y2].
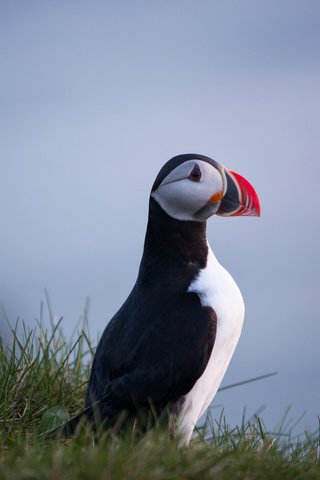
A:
[51, 153, 260, 445]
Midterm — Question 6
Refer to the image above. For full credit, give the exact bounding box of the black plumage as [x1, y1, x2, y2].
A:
[84, 198, 217, 425]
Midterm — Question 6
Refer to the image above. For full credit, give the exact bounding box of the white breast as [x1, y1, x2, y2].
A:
[177, 245, 245, 445]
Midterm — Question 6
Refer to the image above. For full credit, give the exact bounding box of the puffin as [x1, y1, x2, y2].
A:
[55, 153, 260, 445]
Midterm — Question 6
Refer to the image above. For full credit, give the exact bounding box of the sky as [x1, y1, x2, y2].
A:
[1, 1, 320, 435]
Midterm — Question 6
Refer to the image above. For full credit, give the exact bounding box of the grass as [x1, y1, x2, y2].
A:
[0, 308, 319, 479]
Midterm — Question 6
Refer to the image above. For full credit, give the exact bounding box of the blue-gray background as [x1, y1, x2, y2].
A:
[1, 1, 319, 434]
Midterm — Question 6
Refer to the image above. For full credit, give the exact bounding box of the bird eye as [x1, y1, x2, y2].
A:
[188, 164, 201, 182]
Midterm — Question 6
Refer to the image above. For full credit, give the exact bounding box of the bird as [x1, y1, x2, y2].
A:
[53, 153, 260, 445]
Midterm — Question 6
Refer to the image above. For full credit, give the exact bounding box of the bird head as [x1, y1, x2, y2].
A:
[151, 154, 260, 222]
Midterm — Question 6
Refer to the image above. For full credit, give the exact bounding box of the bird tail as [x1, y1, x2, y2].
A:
[41, 401, 101, 439]
[41, 398, 126, 439]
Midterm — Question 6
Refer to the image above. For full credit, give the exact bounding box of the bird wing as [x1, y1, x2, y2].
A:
[87, 289, 217, 412]
[46, 290, 216, 438]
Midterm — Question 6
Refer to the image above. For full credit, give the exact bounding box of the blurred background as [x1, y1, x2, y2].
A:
[1, 1, 319, 435]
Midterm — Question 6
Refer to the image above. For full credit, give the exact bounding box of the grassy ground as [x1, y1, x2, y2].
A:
[0, 314, 319, 479]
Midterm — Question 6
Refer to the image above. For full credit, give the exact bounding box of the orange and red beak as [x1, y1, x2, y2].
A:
[217, 167, 261, 217]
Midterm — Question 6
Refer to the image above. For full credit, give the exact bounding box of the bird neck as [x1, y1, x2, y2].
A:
[139, 198, 208, 279]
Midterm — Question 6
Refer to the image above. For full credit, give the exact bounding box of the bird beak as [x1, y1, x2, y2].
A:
[216, 167, 261, 217]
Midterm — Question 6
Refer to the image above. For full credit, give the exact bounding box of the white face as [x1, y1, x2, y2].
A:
[151, 160, 225, 222]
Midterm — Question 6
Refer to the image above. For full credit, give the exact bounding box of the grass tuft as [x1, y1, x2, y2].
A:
[0, 315, 319, 479]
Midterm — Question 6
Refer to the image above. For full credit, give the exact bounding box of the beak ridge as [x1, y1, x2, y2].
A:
[217, 168, 261, 217]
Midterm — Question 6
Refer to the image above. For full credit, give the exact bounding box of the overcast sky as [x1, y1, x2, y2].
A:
[1, 1, 319, 435]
